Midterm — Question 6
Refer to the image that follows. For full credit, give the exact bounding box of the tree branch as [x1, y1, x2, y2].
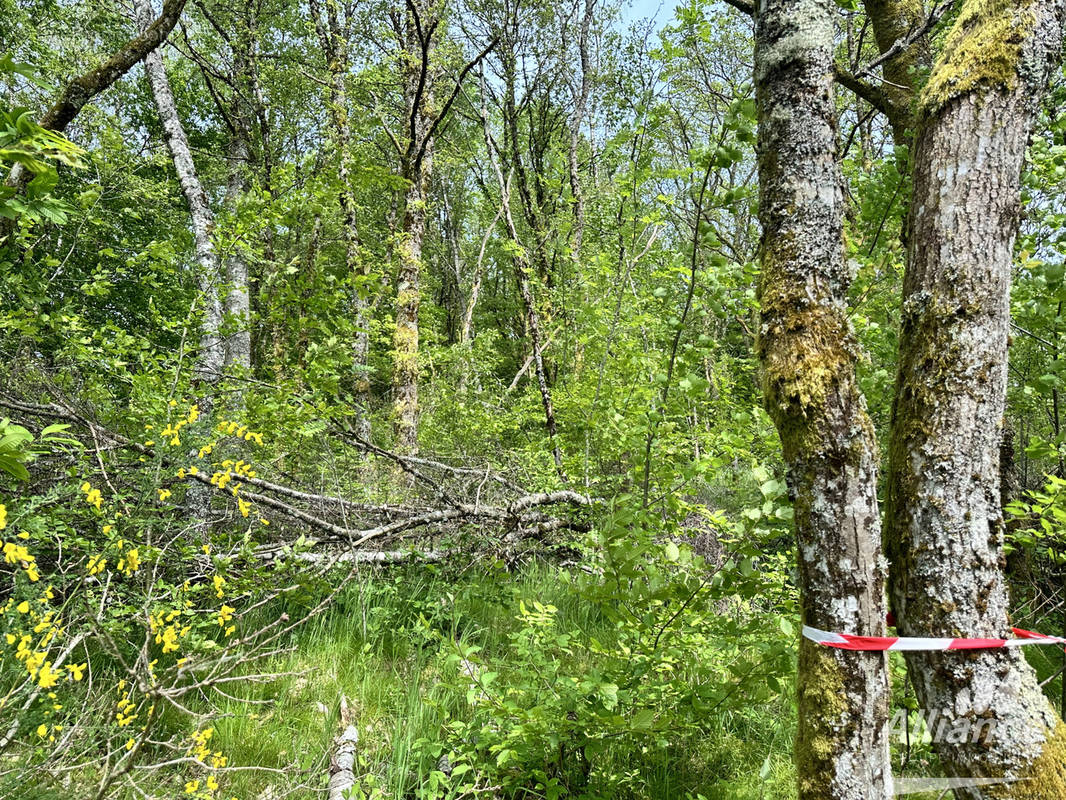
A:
[38, 0, 188, 133]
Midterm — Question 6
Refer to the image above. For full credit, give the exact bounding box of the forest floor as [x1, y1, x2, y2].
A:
[187, 562, 797, 800]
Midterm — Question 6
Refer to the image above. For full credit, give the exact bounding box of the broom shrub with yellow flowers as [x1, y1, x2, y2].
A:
[0, 398, 337, 799]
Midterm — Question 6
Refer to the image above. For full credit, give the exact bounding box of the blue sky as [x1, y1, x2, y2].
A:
[618, 0, 683, 31]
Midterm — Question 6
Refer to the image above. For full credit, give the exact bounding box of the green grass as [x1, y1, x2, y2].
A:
[2, 560, 798, 799]
[180, 562, 799, 800]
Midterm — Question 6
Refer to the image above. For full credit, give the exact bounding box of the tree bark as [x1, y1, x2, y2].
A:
[480, 90, 566, 480]
[133, 0, 222, 526]
[861, 0, 930, 143]
[884, 2, 1066, 794]
[0, 0, 187, 234]
[753, 2, 891, 798]
[223, 122, 252, 375]
[391, 0, 438, 455]
[393, 157, 431, 454]
[310, 0, 372, 438]
[567, 0, 595, 265]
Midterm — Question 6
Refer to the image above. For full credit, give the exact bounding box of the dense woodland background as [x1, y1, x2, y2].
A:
[1, 0, 1066, 797]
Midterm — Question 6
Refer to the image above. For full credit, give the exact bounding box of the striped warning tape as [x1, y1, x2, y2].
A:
[802, 624, 1066, 652]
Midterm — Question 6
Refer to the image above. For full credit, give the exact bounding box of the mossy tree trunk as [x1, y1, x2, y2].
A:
[861, 0, 930, 142]
[310, 0, 372, 439]
[753, 2, 892, 798]
[884, 1, 1066, 795]
[391, 0, 438, 455]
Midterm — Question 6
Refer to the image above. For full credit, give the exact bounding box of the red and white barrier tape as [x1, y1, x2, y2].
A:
[802, 624, 1066, 652]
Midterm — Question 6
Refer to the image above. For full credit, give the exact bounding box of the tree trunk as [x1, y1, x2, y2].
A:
[480, 91, 566, 479]
[0, 0, 187, 242]
[884, 2, 1066, 794]
[133, 0, 222, 526]
[223, 123, 251, 375]
[391, 0, 438, 455]
[753, 2, 891, 798]
[393, 147, 431, 454]
[311, 0, 372, 438]
[40, 0, 188, 135]
[567, 0, 595, 265]
[861, 0, 929, 144]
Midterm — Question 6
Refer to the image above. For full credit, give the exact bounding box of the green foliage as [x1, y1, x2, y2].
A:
[0, 418, 79, 481]
[0, 100, 84, 226]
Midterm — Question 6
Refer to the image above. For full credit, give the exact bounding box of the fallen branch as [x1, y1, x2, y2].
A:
[0, 394, 596, 559]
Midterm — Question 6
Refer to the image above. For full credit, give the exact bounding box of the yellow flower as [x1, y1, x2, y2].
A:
[237, 498, 251, 518]
[83, 487, 103, 510]
[184, 780, 200, 794]
[158, 488, 172, 502]
[213, 575, 225, 598]
[87, 554, 107, 576]
[68, 662, 86, 681]
[0, 504, 6, 531]
[123, 549, 140, 574]
[37, 661, 59, 689]
[158, 627, 179, 653]
[125, 737, 136, 751]
[217, 605, 235, 627]
[102, 524, 113, 534]
[16, 601, 29, 614]
[36, 724, 47, 738]
[206, 775, 219, 791]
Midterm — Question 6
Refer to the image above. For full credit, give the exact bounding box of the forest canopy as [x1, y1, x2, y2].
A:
[2, 0, 1066, 798]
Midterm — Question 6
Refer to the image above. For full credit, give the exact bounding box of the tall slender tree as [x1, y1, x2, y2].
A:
[753, 1, 892, 797]
[133, 0, 224, 525]
[310, 0, 372, 438]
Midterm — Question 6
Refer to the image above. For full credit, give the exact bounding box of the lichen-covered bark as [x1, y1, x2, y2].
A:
[753, 3, 891, 798]
[223, 123, 251, 376]
[393, 151, 431, 455]
[134, 0, 224, 387]
[392, 0, 437, 455]
[567, 0, 595, 264]
[40, 0, 187, 134]
[310, 0, 371, 438]
[885, 1, 1066, 795]
[133, 0, 221, 525]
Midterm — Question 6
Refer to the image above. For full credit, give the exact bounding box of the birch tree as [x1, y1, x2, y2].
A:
[133, 0, 224, 523]
[753, 2, 891, 797]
